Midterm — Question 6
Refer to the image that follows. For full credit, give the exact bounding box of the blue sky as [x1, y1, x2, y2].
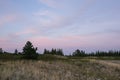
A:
[0, 0, 120, 54]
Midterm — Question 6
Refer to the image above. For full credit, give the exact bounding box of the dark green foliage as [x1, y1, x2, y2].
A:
[0, 48, 3, 54]
[71, 49, 120, 57]
[72, 49, 86, 57]
[50, 48, 57, 55]
[43, 48, 64, 56]
[56, 49, 64, 56]
[23, 41, 38, 59]
[43, 49, 50, 54]
[89, 50, 120, 57]
[14, 49, 18, 54]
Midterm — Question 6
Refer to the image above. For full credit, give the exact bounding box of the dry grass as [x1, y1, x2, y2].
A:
[91, 60, 120, 69]
[0, 59, 120, 80]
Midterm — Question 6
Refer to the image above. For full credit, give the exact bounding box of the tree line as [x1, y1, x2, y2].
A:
[0, 41, 120, 59]
[72, 49, 120, 57]
[0, 41, 64, 59]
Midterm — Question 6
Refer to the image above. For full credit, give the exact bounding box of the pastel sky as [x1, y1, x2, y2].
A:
[0, 0, 120, 54]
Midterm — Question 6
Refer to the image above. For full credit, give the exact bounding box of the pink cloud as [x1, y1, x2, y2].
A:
[0, 32, 119, 52]
[0, 38, 16, 51]
[0, 37, 25, 52]
[7, 27, 38, 39]
[0, 14, 17, 27]
[17, 28, 37, 35]
[27, 32, 120, 51]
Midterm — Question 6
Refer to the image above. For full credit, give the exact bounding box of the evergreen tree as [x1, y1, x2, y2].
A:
[51, 48, 56, 55]
[56, 49, 64, 56]
[43, 49, 50, 54]
[14, 49, 18, 54]
[23, 41, 38, 59]
[72, 49, 85, 56]
[0, 48, 3, 54]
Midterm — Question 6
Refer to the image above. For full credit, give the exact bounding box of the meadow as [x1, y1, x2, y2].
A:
[0, 55, 120, 80]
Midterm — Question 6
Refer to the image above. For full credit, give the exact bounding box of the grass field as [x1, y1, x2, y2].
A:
[0, 56, 120, 80]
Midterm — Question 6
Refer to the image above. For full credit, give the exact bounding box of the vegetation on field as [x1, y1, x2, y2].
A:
[0, 59, 120, 80]
[0, 41, 120, 60]
[0, 41, 120, 80]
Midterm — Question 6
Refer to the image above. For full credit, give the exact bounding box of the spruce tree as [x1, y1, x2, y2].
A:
[23, 41, 38, 59]
[14, 49, 18, 54]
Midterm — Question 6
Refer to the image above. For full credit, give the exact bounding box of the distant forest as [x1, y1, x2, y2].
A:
[0, 41, 120, 59]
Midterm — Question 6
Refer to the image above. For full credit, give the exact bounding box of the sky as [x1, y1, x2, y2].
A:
[0, 0, 120, 54]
